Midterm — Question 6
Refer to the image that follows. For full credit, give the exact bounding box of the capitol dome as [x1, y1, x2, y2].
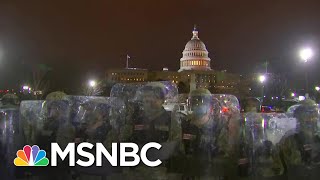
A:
[178, 26, 212, 72]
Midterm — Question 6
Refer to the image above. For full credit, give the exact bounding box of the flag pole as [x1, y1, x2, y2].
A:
[265, 60, 268, 74]
[126, 55, 129, 69]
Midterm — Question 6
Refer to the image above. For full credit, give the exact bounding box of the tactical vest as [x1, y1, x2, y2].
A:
[131, 108, 171, 145]
[179, 118, 231, 177]
[281, 134, 320, 180]
[181, 119, 219, 159]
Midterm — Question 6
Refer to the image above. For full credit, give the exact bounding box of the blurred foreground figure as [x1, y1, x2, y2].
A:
[170, 89, 235, 179]
[124, 82, 173, 180]
[0, 93, 20, 109]
[279, 99, 320, 180]
[240, 97, 284, 179]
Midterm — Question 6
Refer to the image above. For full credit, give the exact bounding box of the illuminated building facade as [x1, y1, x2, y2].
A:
[106, 68, 148, 83]
[178, 26, 211, 72]
[105, 27, 244, 95]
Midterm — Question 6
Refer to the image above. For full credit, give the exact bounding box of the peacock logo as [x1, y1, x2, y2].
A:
[14, 145, 49, 166]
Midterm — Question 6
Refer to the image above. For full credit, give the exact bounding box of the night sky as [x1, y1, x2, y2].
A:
[1, 0, 320, 91]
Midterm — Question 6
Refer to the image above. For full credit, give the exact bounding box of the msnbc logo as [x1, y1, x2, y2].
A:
[14, 145, 49, 166]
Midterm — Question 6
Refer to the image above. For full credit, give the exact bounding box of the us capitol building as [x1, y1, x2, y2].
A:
[106, 27, 248, 95]
[178, 27, 211, 72]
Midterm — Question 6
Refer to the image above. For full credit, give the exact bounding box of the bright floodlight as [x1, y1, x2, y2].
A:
[316, 86, 320, 91]
[291, 92, 295, 97]
[89, 80, 96, 87]
[259, 75, 266, 83]
[300, 48, 313, 62]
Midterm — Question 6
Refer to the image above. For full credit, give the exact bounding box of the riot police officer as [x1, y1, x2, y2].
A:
[0, 93, 20, 109]
[279, 99, 320, 180]
[239, 97, 284, 179]
[241, 112, 284, 179]
[174, 88, 233, 179]
[130, 82, 171, 146]
[124, 82, 172, 180]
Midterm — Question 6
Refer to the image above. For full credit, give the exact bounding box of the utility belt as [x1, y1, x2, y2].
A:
[132, 124, 170, 144]
[182, 132, 218, 156]
[285, 164, 320, 180]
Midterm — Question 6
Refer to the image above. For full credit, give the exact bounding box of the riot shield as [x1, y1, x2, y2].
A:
[121, 82, 179, 180]
[72, 97, 110, 143]
[132, 81, 177, 101]
[242, 112, 284, 179]
[168, 90, 237, 179]
[70, 96, 125, 179]
[263, 112, 297, 144]
[212, 94, 241, 155]
[20, 100, 46, 145]
[66, 95, 91, 129]
[0, 108, 23, 178]
[110, 82, 145, 102]
[277, 101, 320, 180]
[212, 94, 240, 114]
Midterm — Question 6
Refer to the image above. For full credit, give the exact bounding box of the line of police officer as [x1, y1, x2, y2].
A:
[1, 82, 320, 180]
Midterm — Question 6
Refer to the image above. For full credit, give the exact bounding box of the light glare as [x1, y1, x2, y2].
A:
[259, 75, 266, 83]
[89, 80, 96, 87]
[300, 48, 313, 62]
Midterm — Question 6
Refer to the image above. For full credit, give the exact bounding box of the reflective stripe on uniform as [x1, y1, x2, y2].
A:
[134, 124, 150, 130]
[155, 125, 169, 131]
[183, 133, 196, 140]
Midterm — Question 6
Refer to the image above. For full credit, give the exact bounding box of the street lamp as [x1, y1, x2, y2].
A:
[259, 75, 266, 83]
[299, 48, 313, 99]
[89, 80, 96, 88]
[315, 86, 320, 91]
[258, 75, 266, 100]
[300, 48, 313, 62]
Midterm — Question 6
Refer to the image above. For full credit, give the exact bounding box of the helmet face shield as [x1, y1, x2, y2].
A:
[294, 101, 319, 133]
[188, 96, 211, 109]
[188, 95, 212, 119]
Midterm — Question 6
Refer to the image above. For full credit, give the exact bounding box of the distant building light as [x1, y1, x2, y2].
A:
[23, 86, 29, 90]
[298, 96, 306, 101]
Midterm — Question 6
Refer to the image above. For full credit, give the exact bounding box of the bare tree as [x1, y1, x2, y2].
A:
[271, 74, 288, 97]
[82, 80, 104, 96]
[31, 64, 52, 99]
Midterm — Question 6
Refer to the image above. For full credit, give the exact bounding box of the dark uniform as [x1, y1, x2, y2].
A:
[279, 99, 320, 180]
[131, 107, 171, 145]
[240, 112, 284, 179]
[169, 89, 234, 180]
[125, 82, 173, 180]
